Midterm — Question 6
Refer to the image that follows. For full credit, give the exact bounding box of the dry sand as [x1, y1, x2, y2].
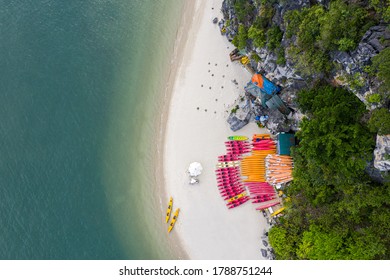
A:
[162, 0, 270, 259]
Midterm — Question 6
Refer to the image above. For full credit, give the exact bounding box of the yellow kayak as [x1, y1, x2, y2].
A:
[165, 197, 173, 223]
[168, 208, 180, 233]
[227, 192, 246, 203]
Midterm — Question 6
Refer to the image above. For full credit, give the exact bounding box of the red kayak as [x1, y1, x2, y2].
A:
[217, 181, 241, 186]
[226, 149, 250, 152]
[227, 197, 249, 209]
[218, 183, 243, 189]
[244, 182, 272, 185]
[217, 175, 241, 179]
[217, 177, 241, 182]
[220, 187, 245, 193]
[247, 186, 275, 190]
[255, 202, 280, 210]
[248, 191, 276, 195]
[215, 171, 240, 175]
[251, 197, 275, 203]
[218, 156, 240, 161]
[226, 195, 248, 204]
[220, 188, 245, 195]
[220, 190, 245, 197]
[219, 184, 244, 189]
[250, 194, 275, 199]
[220, 188, 245, 194]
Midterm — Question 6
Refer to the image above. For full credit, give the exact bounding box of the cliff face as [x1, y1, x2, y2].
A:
[222, 0, 389, 107]
[331, 25, 390, 109]
[221, 0, 390, 174]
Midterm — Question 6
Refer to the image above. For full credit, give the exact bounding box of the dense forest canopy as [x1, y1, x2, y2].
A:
[270, 85, 390, 260]
[226, 0, 390, 259]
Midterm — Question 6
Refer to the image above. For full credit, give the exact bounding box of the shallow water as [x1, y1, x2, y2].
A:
[0, 0, 182, 259]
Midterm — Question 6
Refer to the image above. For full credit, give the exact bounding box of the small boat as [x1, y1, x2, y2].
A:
[165, 197, 173, 223]
[168, 208, 180, 233]
[228, 136, 248, 141]
[227, 192, 247, 202]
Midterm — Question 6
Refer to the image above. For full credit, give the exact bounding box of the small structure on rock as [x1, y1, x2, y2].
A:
[245, 73, 291, 115]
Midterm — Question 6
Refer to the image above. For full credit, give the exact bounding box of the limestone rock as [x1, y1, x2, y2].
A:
[374, 135, 390, 171]
[227, 97, 253, 131]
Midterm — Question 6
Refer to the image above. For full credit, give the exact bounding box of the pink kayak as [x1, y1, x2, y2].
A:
[227, 197, 249, 209]
[255, 202, 280, 210]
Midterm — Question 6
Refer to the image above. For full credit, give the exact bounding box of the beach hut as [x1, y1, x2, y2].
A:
[277, 133, 296, 155]
[265, 95, 291, 115]
[245, 73, 284, 110]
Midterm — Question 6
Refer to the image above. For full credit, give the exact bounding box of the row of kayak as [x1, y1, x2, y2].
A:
[215, 137, 252, 209]
[165, 197, 180, 233]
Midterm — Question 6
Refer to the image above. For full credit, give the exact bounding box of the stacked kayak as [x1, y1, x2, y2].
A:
[225, 140, 251, 155]
[214, 134, 291, 212]
[215, 139, 251, 209]
[240, 134, 281, 211]
[265, 154, 293, 185]
[245, 182, 278, 205]
[215, 166, 249, 209]
[241, 136, 276, 182]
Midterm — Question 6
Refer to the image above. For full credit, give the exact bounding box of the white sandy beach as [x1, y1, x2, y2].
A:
[163, 0, 269, 259]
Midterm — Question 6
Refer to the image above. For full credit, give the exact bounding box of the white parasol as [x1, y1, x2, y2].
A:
[188, 162, 203, 177]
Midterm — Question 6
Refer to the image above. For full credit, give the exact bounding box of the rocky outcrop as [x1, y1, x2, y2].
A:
[331, 25, 389, 74]
[374, 135, 390, 171]
[331, 25, 390, 108]
[273, 0, 310, 30]
[227, 96, 253, 131]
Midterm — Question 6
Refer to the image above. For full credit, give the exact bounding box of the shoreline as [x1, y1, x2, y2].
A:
[155, 0, 198, 259]
[161, 0, 270, 259]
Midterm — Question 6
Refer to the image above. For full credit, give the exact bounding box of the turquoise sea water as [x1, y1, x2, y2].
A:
[0, 0, 183, 259]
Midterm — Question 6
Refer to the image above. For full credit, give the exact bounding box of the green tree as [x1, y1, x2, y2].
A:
[234, 0, 255, 23]
[284, 1, 375, 75]
[232, 24, 248, 50]
[297, 225, 346, 259]
[269, 226, 297, 259]
[266, 25, 283, 51]
[368, 108, 390, 135]
[296, 86, 374, 181]
[372, 48, 390, 93]
[248, 25, 266, 48]
[369, 0, 390, 21]
[270, 84, 390, 260]
[320, 0, 369, 51]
